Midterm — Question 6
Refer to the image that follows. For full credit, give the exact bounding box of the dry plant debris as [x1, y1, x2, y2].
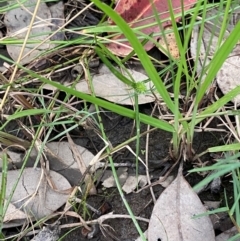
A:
[4, 0, 64, 64]
[3, 202, 28, 228]
[148, 164, 215, 241]
[101, 167, 148, 194]
[75, 64, 158, 105]
[29, 223, 60, 241]
[44, 64, 161, 105]
[157, 26, 180, 59]
[1, 168, 71, 227]
[107, 0, 197, 56]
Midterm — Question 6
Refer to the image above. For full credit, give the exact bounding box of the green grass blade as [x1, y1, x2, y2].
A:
[20, 67, 174, 132]
[90, 0, 176, 114]
[196, 21, 240, 104]
[0, 152, 7, 237]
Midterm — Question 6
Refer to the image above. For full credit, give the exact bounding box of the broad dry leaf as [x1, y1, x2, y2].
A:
[75, 65, 159, 105]
[122, 174, 147, 194]
[215, 227, 240, 241]
[3, 202, 29, 228]
[4, 0, 64, 64]
[107, 0, 196, 56]
[101, 167, 128, 188]
[148, 166, 215, 241]
[0, 168, 71, 220]
[45, 141, 98, 173]
[216, 45, 240, 105]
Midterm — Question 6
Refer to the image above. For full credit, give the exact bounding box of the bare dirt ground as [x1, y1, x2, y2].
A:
[56, 105, 226, 241]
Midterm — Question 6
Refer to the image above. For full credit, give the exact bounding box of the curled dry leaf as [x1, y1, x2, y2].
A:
[148, 165, 215, 241]
[4, 0, 64, 64]
[107, 0, 197, 56]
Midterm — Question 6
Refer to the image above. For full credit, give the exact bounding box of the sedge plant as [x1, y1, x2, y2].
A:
[82, 0, 240, 159]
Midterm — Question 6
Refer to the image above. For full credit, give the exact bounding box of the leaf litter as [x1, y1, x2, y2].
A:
[148, 163, 215, 241]
[1, 168, 71, 226]
[0, 0, 238, 241]
[43, 64, 162, 105]
[107, 0, 197, 56]
[75, 64, 159, 105]
[4, 0, 64, 65]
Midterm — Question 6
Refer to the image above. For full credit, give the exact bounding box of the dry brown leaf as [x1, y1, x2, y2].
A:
[3, 202, 29, 228]
[158, 27, 180, 59]
[107, 0, 197, 56]
[0, 168, 71, 220]
[148, 164, 215, 241]
[4, 0, 64, 64]
[215, 227, 240, 241]
[75, 65, 159, 105]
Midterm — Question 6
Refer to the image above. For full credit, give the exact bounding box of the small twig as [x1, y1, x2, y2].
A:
[145, 103, 158, 204]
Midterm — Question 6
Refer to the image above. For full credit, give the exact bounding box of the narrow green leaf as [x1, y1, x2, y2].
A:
[90, 0, 176, 113]
[208, 143, 240, 152]
[20, 67, 174, 132]
[196, 21, 240, 103]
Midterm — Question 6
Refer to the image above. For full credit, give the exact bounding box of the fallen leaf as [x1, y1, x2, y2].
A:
[46, 141, 97, 173]
[148, 165, 215, 241]
[4, 0, 64, 64]
[157, 27, 179, 59]
[28, 141, 97, 186]
[122, 174, 147, 194]
[107, 0, 197, 56]
[216, 45, 240, 106]
[102, 167, 128, 188]
[215, 227, 240, 241]
[75, 65, 159, 105]
[0, 168, 71, 220]
[3, 202, 29, 228]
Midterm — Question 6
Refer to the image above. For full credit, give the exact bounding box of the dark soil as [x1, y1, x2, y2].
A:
[56, 106, 228, 241]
